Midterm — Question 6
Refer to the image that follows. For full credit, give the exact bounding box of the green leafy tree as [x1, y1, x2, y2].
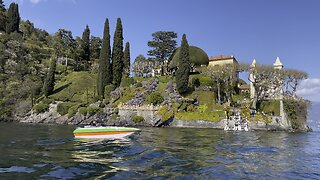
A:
[6, 3, 20, 34]
[201, 65, 236, 104]
[148, 31, 177, 75]
[0, 0, 6, 32]
[81, 25, 90, 69]
[97, 18, 111, 99]
[132, 55, 157, 77]
[20, 20, 35, 38]
[52, 29, 75, 58]
[90, 36, 102, 60]
[123, 42, 130, 78]
[176, 34, 190, 94]
[112, 18, 124, 87]
[0, 38, 7, 73]
[147, 31, 177, 60]
[43, 58, 57, 97]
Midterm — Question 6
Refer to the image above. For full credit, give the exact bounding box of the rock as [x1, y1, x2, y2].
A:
[19, 102, 68, 124]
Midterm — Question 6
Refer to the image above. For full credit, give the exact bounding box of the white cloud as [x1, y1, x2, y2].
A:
[29, 0, 46, 4]
[296, 78, 320, 101]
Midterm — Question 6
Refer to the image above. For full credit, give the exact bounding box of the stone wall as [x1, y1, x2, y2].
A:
[170, 119, 226, 129]
[118, 104, 161, 126]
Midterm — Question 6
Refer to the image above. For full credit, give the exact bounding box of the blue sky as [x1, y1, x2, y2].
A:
[5, 0, 320, 101]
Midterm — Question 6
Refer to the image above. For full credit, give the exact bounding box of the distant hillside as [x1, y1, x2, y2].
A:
[308, 102, 320, 131]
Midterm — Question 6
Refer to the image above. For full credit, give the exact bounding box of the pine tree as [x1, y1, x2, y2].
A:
[123, 42, 130, 78]
[0, 0, 6, 32]
[112, 18, 124, 87]
[97, 18, 111, 99]
[81, 25, 90, 69]
[176, 34, 190, 94]
[43, 58, 57, 97]
[6, 3, 20, 33]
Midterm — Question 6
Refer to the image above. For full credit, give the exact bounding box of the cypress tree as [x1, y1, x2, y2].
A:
[0, 0, 4, 11]
[97, 18, 111, 99]
[123, 42, 130, 78]
[112, 18, 124, 87]
[0, 0, 6, 32]
[176, 34, 190, 94]
[81, 25, 90, 69]
[43, 58, 57, 97]
[6, 3, 20, 33]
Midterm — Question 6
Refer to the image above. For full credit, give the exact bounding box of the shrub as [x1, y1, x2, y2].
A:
[157, 105, 175, 121]
[198, 104, 208, 113]
[146, 92, 164, 105]
[194, 74, 212, 86]
[136, 82, 142, 88]
[283, 99, 309, 130]
[191, 77, 201, 87]
[178, 101, 188, 111]
[254, 113, 272, 123]
[132, 116, 144, 123]
[105, 84, 116, 98]
[33, 103, 49, 114]
[68, 105, 79, 118]
[257, 100, 280, 116]
[121, 77, 134, 87]
[87, 106, 101, 116]
[110, 114, 120, 120]
[187, 104, 197, 112]
[57, 102, 79, 116]
[79, 107, 87, 116]
[42, 98, 55, 105]
[159, 76, 173, 83]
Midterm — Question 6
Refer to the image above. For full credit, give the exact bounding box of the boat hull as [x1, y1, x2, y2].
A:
[73, 126, 140, 139]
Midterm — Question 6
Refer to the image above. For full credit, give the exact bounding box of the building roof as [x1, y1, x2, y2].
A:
[209, 55, 235, 61]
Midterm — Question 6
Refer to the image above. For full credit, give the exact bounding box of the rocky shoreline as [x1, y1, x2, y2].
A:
[14, 102, 311, 132]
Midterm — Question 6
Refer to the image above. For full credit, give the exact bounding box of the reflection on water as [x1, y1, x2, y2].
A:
[0, 122, 319, 179]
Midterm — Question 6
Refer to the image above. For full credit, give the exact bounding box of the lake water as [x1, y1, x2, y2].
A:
[0, 121, 319, 179]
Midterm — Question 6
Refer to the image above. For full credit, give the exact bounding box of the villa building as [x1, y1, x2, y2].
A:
[208, 55, 239, 67]
[208, 55, 240, 79]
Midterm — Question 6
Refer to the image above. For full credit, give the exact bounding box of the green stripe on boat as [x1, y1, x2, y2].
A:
[73, 127, 141, 133]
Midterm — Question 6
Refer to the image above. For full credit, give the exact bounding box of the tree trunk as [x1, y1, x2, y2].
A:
[217, 80, 221, 104]
[225, 81, 231, 104]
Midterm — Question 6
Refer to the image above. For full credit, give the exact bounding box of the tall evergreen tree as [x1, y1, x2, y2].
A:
[97, 18, 111, 99]
[81, 25, 90, 69]
[176, 34, 190, 94]
[6, 3, 20, 33]
[112, 18, 124, 87]
[0, 0, 4, 11]
[43, 58, 57, 97]
[123, 42, 130, 78]
[0, 0, 6, 32]
[90, 36, 102, 60]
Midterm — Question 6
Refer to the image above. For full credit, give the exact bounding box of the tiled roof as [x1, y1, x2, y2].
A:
[209, 55, 234, 61]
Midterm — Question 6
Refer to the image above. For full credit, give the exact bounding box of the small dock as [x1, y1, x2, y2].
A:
[224, 112, 249, 131]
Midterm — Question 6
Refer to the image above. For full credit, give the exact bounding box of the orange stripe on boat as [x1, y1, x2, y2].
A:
[74, 131, 131, 136]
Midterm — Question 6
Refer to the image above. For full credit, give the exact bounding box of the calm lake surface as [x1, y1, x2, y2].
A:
[0, 121, 319, 179]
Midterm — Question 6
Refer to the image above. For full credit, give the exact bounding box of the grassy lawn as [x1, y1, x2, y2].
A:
[186, 90, 220, 111]
[257, 100, 280, 116]
[175, 111, 225, 122]
[50, 71, 97, 104]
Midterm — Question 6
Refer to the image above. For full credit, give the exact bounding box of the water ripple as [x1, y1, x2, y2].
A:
[0, 123, 320, 179]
